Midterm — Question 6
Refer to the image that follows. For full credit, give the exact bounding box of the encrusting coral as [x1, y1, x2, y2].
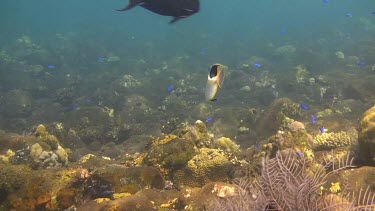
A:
[30, 124, 69, 168]
[358, 105, 375, 165]
[173, 148, 233, 187]
[214, 137, 240, 153]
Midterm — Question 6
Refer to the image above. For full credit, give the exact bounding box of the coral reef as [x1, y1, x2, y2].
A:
[358, 105, 375, 166]
[214, 137, 240, 153]
[1, 12, 375, 211]
[313, 129, 357, 151]
[266, 125, 314, 160]
[117, 74, 142, 89]
[182, 120, 213, 148]
[30, 124, 69, 168]
[0, 163, 31, 200]
[56, 188, 76, 209]
[63, 106, 115, 146]
[143, 136, 196, 173]
[173, 148, 233, 187]
[3, 165, 84, 211]
[325, 166, 375, 192]
[89, 165, 165, 194]
[272, 44, 297, 63]
[77, 189, 183, 211]
[274, 45, 296, 56]
[2, 90, 32, 118]
[209, 149, 375, 211]
[335, 51, 345, 59]
[295, 65, 309, 83]
[256, 97, 303, 138]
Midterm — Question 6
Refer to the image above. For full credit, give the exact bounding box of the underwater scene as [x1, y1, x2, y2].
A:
[1, 0, 375, 210]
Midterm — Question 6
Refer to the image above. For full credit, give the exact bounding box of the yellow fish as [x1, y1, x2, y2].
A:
[205, 64, 225, 101]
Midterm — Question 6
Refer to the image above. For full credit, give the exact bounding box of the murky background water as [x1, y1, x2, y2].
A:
[0, 1, 375, 210]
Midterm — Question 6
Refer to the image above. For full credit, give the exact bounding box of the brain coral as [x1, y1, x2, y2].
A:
[173, 148, 232, 187]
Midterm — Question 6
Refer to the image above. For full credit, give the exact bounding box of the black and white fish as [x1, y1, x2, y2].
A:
[116, 0, 200, 23]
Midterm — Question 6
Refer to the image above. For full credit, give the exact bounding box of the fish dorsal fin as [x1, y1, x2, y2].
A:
[169, 16, 184, 24]
[116, 0, 144, 11]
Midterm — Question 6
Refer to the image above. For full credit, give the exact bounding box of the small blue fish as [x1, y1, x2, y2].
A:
[346, 13, 353, 18]
[319, 126, 325, 133]
[372, 11, 375, 15]
[296, 152, 303, 157]
[357, 61, 366, 66]
[254, 63, 261, 68]
[199, 48, 206, 55]
[64, 103, 77, 112]
[206, 117, 213, 123]
[167, 85, 173, 93]
[85, 98, 95, 106]
[47, 64, 55, 69]
[311, 115, 316, 124]
[255, 142, 260, 150]
[279, 28, 286, 35]
[322, 0, 329, 3]
[97, 57, 104, 61]
[300, 104, 308, 110]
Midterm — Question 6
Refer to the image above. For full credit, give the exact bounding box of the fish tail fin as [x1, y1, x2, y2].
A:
[115, 0, 144, 11]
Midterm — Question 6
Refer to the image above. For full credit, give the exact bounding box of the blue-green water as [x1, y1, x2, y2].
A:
[2, 0, 374, 63]
[1, 1, 375, 210]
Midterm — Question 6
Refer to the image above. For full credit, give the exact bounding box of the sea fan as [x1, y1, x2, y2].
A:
[209, 150, 375, 211]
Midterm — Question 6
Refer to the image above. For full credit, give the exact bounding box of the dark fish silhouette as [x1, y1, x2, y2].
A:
[116, 0, 200, 24]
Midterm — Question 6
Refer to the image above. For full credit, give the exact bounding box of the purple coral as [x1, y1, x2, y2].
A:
[210, 150, 374, 210]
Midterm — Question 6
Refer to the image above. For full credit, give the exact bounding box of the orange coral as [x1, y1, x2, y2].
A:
[36, 193, 51, 206]
[56, 188, 76, 209]
[45, 201, 58, 211]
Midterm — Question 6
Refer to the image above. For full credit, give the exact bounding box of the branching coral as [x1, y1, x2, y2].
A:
[313, 130, 357, 151]
[209, 150, 375, 211]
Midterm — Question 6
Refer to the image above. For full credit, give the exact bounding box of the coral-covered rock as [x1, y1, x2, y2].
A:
[56, 188, 76, 209]
[191, 182, 238, 210]
[63, 106, 115, 145]
[174, 148, 233, 187]
[182, 120, 213, 148]
[324, 166, 375, 194]
[90, 165, 165, 194]
[214, 137, 240, 153]
[143, 136, 195, 172]
[77, 189, 182, 211]
[1, 164, 82, 211]
[358, 105, 375, 166]
[30, 125, 69, 168]
[0, 131, 28, 155]
[0, 163, 31, 197]
[288, 121, 305, 131]
[267, 128, 314, 160]
[256, 97, 303, 138]
[2, 90, 32, 118]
